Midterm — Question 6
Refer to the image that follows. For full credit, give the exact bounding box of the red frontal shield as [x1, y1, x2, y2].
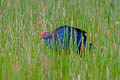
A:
[40, 32, 47, 40]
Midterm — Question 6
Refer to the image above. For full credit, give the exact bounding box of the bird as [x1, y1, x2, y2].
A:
[40, 25, 92, 53]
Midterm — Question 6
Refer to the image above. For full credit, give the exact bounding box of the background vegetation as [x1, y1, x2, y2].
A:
[0, 0, 120, 79]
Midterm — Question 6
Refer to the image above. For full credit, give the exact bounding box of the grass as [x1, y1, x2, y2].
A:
[0, 0, 120, 80]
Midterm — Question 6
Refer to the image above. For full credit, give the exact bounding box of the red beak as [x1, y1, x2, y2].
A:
[39, 32, 47, 40]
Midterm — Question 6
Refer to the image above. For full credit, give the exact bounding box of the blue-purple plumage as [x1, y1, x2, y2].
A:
[41, 25, 90, 53]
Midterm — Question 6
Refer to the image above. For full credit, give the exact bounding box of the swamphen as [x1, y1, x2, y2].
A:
[40, 25, 92, 53]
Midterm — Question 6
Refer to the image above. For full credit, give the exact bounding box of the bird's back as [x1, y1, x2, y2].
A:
[52, 25, 87, 52]
[53, 25, 86, 35]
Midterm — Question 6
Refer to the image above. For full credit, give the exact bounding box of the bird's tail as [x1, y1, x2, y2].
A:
[89, 43, 93, 50]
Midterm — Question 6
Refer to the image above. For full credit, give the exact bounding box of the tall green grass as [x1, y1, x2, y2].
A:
[0, 0, 120, 79]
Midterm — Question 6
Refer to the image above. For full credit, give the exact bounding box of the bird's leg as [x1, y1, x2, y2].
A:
[79, 43, 86, 57]
[81, 43, 85, 51]
[79, 51, 82, 57]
